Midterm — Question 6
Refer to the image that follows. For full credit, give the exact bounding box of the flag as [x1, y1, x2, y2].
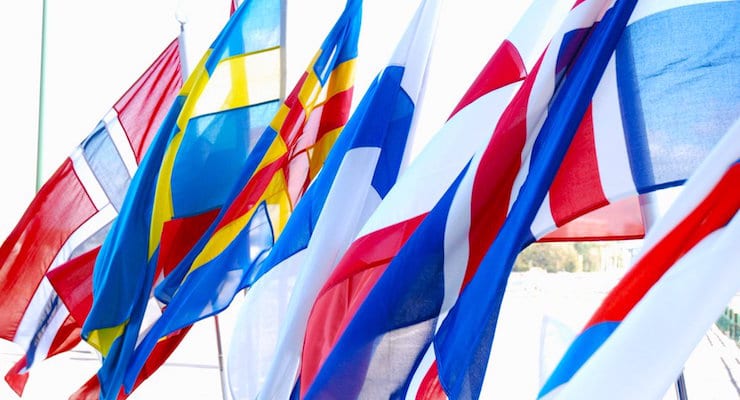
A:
[45, 248, 99, 329]
[539, 118, 740, 399]
[296, 0, 568, 397]
[42, 246, 192, 400]
[64, 331, 191, 400]
[433, 0, 738, 397]
[81, 0, 283, 397]
[224, 1, 439, 398]
[152, 0, 360, 304]
[301, 0, 740, 398]
[541, 196, 644, 241]
[0, 38, 181, 395]
[122, 0, 362, 390]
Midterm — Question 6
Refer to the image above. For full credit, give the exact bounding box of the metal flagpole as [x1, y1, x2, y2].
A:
[675, 372, 689, 399]
[638, 193, 688, 400]
[35, 0, 48, 191]
[280, 0, 287, 101]
[176, 15, 190, 83]
[213, 314, 229, 400]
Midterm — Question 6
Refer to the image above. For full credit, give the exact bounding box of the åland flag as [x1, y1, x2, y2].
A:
[300, 0, 739, 398]
[123, 0, 361, 390]
[81, 0, 282, 397]
[0, 39, 181, 396]
[225, 0, 439, 398]
[539, 119, 740, 399]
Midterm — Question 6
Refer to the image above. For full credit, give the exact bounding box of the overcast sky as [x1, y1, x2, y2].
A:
[0, 0, 533, 238]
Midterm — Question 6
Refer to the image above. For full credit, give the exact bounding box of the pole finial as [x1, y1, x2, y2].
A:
[175, 0, 189, 30]
[175, 11, 188, 31]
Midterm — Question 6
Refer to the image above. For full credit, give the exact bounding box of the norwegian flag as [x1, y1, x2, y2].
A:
[299, 0, 739, 398]
[41, 246, 193, 400]
[0, 39, 181, 396]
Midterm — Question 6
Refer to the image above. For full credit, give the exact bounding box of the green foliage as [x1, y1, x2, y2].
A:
[514, 242, 604, 273]
[574, 242, 601, 272]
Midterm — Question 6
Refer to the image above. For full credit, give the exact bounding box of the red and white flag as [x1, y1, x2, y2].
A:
[540, 117, 740, 399]
[0, 39, 181, 395]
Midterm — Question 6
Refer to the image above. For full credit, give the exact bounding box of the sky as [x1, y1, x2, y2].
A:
[0, 2, 726, 398]
[0, 0, 535, 396]
[0, 0, 535, 239]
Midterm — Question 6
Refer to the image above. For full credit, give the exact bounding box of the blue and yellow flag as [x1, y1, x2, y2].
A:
[81, 0, 282, 397]
[123, 1, 362, 388]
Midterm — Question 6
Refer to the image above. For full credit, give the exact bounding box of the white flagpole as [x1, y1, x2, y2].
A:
[213, 314, 229, 400]
[177, 16, 190, 82]
[280, 0, 287, 101]
[173, 2, 287, 399]
[175, 7, 231, 400]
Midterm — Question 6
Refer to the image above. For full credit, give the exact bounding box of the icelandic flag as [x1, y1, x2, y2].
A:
[82, 1, 282, 397]
[435, 0, 739, 398]
[224, 1, 440, 398]
[123, 0, 362, 390]
[301, 0, 739, 398]
[296, 0, 570, 397]
[0, 39, 181, 396]
[539, 118, 740, 399]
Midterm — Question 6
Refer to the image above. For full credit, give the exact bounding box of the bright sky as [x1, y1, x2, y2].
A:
[0, 2, 727, 398]
[0, 0, 534, 239]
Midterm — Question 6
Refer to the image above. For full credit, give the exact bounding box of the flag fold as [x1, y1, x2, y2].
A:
[226, 0, 439, 398]
[540, 117, 740, 399]
[123, 0, 362, 390]
[82, 0, 283, 397]
[0, 38, 181, 395]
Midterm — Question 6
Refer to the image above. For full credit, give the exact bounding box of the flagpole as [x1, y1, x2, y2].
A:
[213, 314, 229, 400]
[35, 0, 49, 191]
[638, 193, 688, 400]
[280, 0, 287, 101]
[175, 7, 230, 400]
[177, 18, 190, 83]
[173, 2, 286, 399]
